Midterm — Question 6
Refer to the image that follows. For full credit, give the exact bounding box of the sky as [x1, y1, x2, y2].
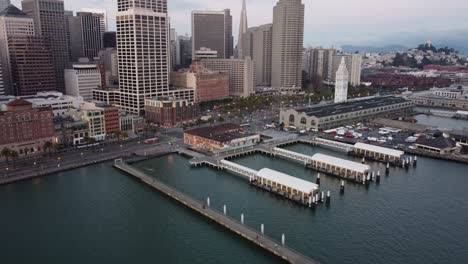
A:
[11, 0, 468, 48]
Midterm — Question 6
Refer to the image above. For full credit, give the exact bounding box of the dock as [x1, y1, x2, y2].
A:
[113, 159, 319, 264]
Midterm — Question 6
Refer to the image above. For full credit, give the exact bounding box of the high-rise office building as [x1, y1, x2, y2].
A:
[331, 54, 362, 86]
[76, 12, 103, 60]
[0, 0, 10, 11]
[303, 48, 336, 81]
[177, 35, 191, 69]
[116, 0, 169, 114]
[64, 10, 73, 61]
[81, 8, 107, 36]
[244, 24, 272, 86]
[0, 5, 35, 95]
[0, 57, 4, 95]
[103, 31, 116, 48]
[22, 0, 69, 93]
[170, 28, 177, 71]
[271, 0, 304, 92]
[201, 58, 254, 98]
[334, 57, 349, 104]
[192, 9, 233, 59]
[8, 36, 56, 96]
[236, 0, 248, 59]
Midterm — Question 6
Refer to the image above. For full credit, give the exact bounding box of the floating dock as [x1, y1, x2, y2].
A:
[113, 159, 319, 264]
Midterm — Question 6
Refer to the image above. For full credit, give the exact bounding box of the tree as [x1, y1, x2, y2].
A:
[9, 150, 19, 165]
[43, 141, 54, 155]
[121, 132, 129, 139]
[218, 116, 225, 123]
[1, 148, 11, 163]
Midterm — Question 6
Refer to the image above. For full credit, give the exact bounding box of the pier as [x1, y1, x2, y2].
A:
[219, 160, 320, 206]
[271, 147, 370, 182]
[351, 143, 405, 165]
[113, 159, 319, 264]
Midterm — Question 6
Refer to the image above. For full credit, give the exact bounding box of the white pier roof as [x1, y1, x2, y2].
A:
[354, 143, 404, 159]
[256, 168, 319, 195]
[312, 153, 370, 174]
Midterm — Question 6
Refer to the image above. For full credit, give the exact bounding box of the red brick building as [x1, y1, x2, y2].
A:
[0, 99, 56, 156]
[102, 106, 120, 134]
[145, 97, 199, 127]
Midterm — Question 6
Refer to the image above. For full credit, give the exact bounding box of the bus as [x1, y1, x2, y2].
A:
[144, 138, 159, 144]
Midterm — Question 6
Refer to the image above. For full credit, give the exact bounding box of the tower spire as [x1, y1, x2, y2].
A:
[237, 0, 248, 58]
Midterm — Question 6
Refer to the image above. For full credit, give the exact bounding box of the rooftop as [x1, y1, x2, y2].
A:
[312, 153, 370, 174]
[292, 96, 410, 118]
[256, 168, 319, 195]
[416, 137, 458, 149]
[354, 143, 404, 158]
[0, 5, 28, 18]
[185, 123, 256, 143]
[7, 98, 32, 107]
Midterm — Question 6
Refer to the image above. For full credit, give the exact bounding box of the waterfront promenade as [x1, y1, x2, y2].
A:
[114, 160, 320, 264]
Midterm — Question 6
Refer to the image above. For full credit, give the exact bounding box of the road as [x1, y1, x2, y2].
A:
[0, 133, 181, 180]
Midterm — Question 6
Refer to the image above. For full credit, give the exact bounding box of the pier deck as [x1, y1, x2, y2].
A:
[113, 160, 319, 264]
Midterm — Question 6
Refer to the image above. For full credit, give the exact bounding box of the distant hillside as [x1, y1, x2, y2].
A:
[342, 45, 409, 53]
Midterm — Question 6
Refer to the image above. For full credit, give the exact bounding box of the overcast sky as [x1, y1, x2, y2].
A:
[11, 0, 468, 47]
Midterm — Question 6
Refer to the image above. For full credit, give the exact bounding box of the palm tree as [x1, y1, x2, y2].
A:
[9, 150, 19, 166]
[43, 141, 53, 155]
[1, 148, 11, 163]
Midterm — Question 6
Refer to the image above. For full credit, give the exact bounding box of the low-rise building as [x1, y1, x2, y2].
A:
[145, 97, 199, 127]
[0, 92, 83, 117]
[184, 123, 260, 151]
[280, 96, 414, 131]
[0, 99, 56, 156]
[120, 112, 145, 134]
[415, 137, 461, 155]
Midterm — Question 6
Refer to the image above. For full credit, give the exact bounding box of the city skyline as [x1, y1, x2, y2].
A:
[10, 0, 468, 49]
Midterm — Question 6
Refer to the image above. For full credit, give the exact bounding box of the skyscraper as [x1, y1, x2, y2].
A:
[22, 0, 69, 92]
[81, 8, 108, 32]
[0, 0, 10, 12]
[75, 12, 103, 60]
[0, 57, 4, 95]
[8, 36, 57, 96]
[170, 28, 177, 71]
[177, 35, 192, 69]
[331, 54, 362, 86]
[236, 0, 248, 59]
[103, 32, 116, 48]
[245, 24, 272, 86]
[0, 5, 35, 95]
[192, 9, 233, 59]
[303, 48, 336, 81]
[271, 0, 304, 92]
[116, 0, 169, 114]
[334, 58, 349, 104]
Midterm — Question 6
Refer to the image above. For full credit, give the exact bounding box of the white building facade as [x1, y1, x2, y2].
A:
[65, 64, 102, 102]
[116, 0, 170, 114]
[334, 58, 349, 104]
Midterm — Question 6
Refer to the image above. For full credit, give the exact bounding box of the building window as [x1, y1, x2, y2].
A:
[300, 117, 307, 125]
